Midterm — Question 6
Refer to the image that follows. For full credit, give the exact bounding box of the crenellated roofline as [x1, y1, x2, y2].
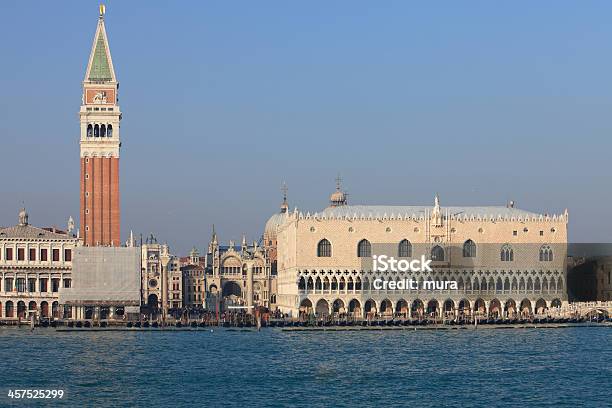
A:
[286, 205, 569, 224]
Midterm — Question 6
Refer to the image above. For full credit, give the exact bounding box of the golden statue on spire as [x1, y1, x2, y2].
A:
[99, 4, 106, 17]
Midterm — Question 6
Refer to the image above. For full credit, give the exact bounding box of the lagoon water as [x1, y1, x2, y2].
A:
[0, 326, 610, 407]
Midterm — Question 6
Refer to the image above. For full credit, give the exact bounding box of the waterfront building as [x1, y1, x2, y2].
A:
[206, 229, 277, 312]
[594, 259, 612, 301]
[60, 246, 141, 320]
[79, 6, 121, 246]
[0, 209, 80, 321]
[270, 181, 569, 319]
[168, 254, 183, 310]
[568, 256, 612, 301]
[181, 248, 207, 308]
[140, 234, 182, 319]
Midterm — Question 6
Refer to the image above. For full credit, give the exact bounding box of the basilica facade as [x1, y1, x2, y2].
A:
[271, 183, 568, 319]
[205, 229, 277, 312]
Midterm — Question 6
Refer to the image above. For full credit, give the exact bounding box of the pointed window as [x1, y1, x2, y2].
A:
[357, 239, 371, 258]
[398, 239, 412, 257]
[431, 245, 445, 261]
[501, 244, 514, 262]
[539, 245, 553, 262]
[463, 239, 476, 257]
[317, 239, 332, 257]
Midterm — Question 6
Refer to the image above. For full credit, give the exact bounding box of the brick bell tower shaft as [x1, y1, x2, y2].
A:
[79, 5, 121, 246]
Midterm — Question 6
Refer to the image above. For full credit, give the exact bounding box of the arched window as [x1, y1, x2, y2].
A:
[100, 124, 106, 137]
[357, 239, 371, 258]
[5, 301, 14, 317]
[501, 244, 514, 262]
[87, 124, 93, 137]
[431, 245, 444, 261]
[94, 124, 99, 137]
[317, 239, 332, 257]
[107, 124, 113, 137]
[463, 239, 476, 257]
[539, 245, 553, 261]
[52, 301, 59, 318]
[534, 277, 541, 291]
[398, 239, 412, 257]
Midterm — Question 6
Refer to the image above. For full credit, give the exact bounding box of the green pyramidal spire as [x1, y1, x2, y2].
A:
[85, 10, 116, 83]
[89, 31, 112, 81]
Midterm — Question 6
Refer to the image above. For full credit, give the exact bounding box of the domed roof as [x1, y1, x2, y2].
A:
[328, 175, 348, 207]
[264, 212, 287, 240]
[330, 190, 346, 204]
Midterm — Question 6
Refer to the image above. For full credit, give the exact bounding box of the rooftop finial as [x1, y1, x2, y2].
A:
[99, 4, 106, 18]
[281, 181, 288, 201]
[280, 182, 289, 213]
[329, 174, 347, 207]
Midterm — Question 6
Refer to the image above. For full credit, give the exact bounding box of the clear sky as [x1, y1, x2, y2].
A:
[1, 1, 611, 254]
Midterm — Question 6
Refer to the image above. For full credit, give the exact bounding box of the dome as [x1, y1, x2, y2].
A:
[264, 212, 287, 240]
[330, 190, 346, 204]
[329, 175, 348, 207]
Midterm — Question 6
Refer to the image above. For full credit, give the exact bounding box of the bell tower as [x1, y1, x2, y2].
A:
[79, 4, 121, 246]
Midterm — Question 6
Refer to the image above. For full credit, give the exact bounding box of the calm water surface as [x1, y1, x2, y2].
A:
[0, 326, 610, 407]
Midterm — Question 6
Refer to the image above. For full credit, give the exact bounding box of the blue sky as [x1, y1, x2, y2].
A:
[0, 1, 611, 254]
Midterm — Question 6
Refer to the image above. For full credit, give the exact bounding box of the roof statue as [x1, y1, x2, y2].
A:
[18, 208, 29, 226]
[67, 216, 75, 235]
[127, 230, 135, 247]
[431, 193, 443, 226]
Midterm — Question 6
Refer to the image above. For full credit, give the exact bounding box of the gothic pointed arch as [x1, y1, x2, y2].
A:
[398, 239, 412, 257]
[501, 244, 514, 261]
[431, 245, 445, 261]
[357, 239, 371, 258]
[463, 239, 476, 257]
[317, 238, 332, 257]
[539, 245, 553, 261]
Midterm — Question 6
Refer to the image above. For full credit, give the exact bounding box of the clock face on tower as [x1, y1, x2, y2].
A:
[85, 88, 115, 105]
